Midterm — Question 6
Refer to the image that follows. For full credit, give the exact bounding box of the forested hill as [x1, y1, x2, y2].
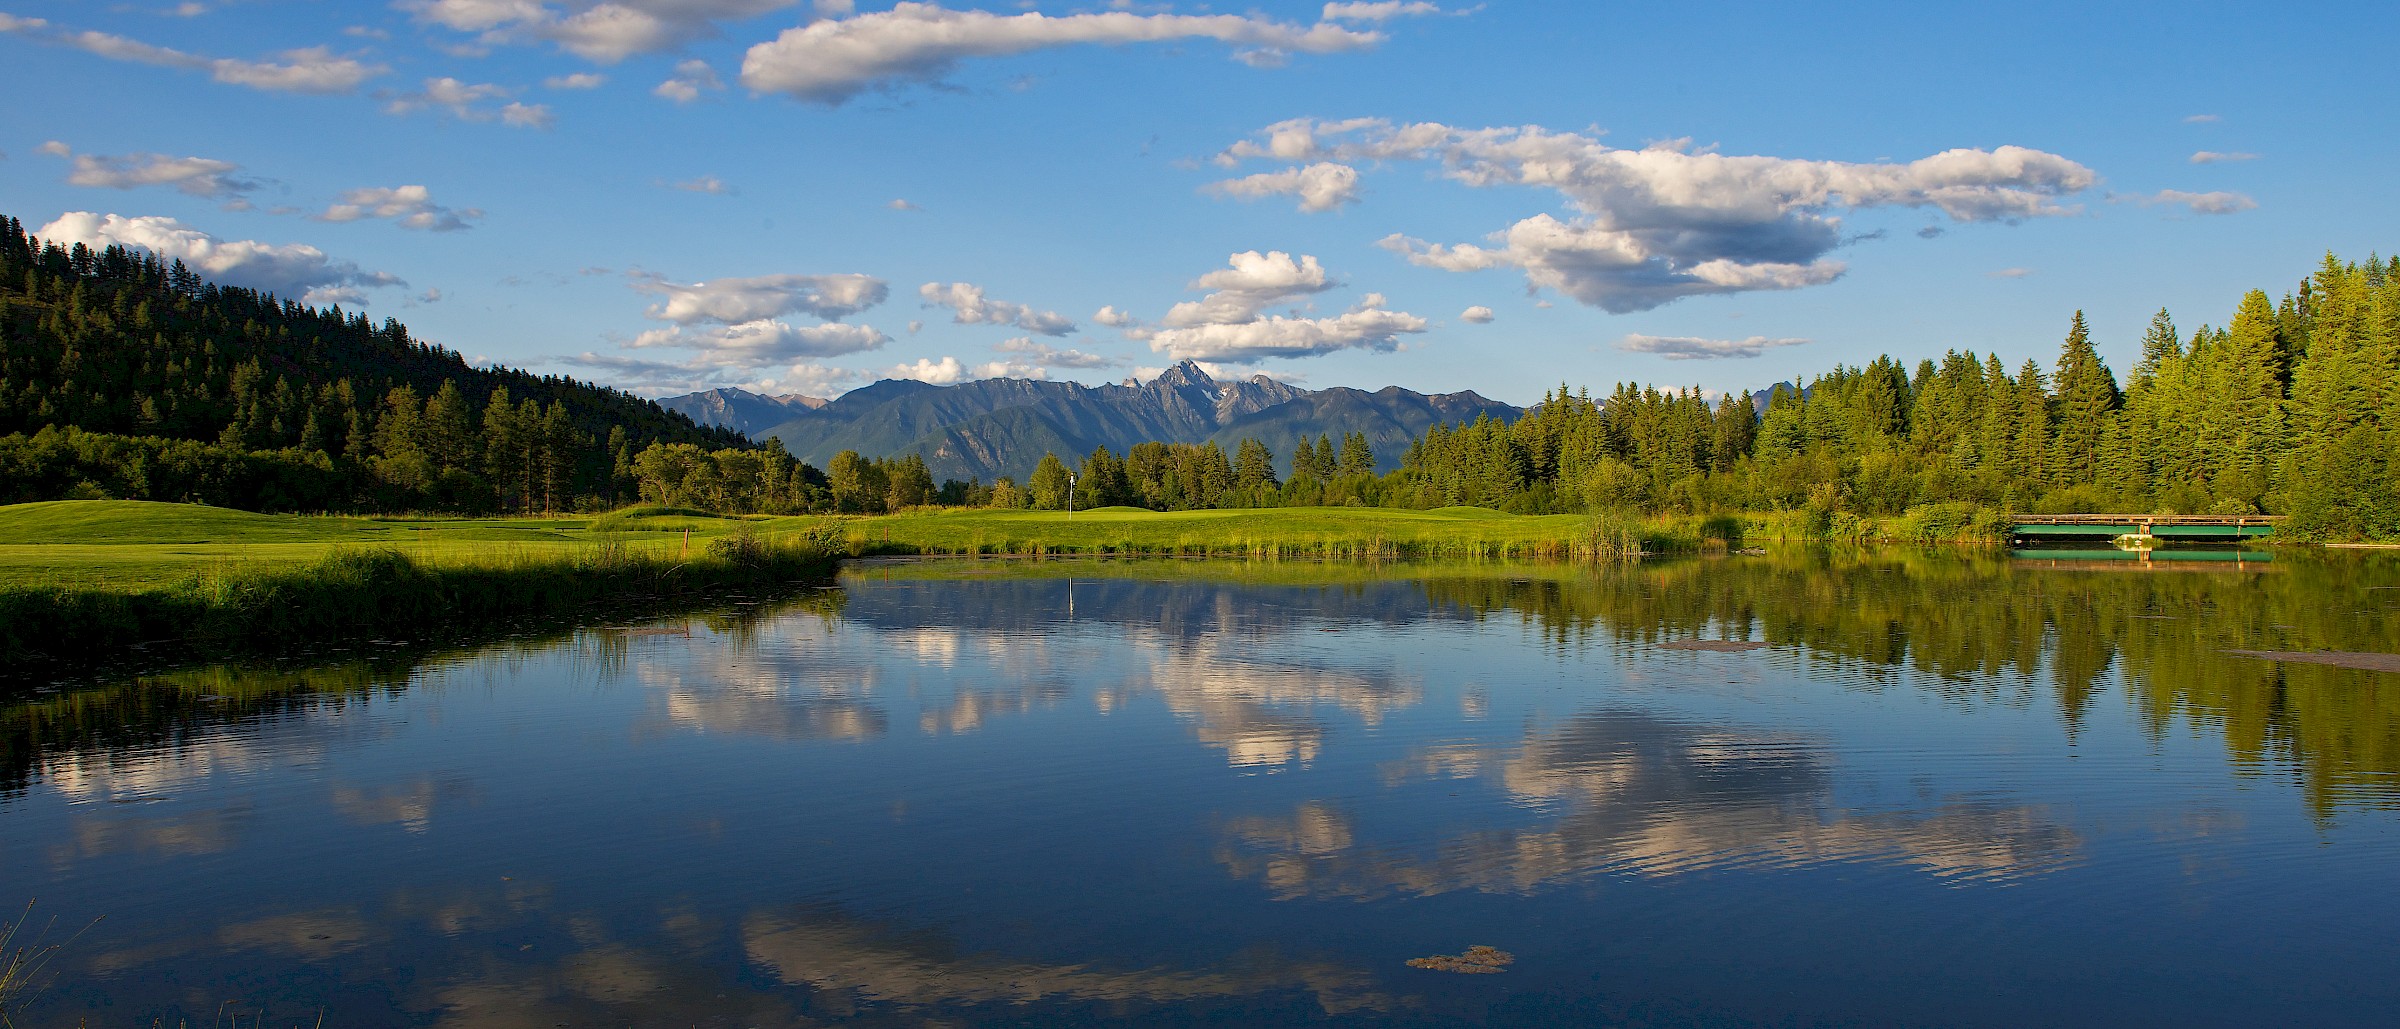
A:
[0, 214, 749, 512]
[1391, 252, 2400, 539]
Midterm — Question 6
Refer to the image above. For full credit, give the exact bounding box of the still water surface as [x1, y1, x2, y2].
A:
[5, 550, 2400, 1027]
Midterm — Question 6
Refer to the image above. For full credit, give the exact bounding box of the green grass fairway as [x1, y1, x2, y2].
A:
[835, 505, 1600, 558]
[0, 500, 748, 589]
[0, 500, 1618, 589]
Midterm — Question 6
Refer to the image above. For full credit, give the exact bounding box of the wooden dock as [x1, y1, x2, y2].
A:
[2010, 514, 2283, 540]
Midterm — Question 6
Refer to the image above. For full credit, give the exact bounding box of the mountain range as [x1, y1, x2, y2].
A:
[655, 388, 830, 437]
[659, 362, 1522, 483]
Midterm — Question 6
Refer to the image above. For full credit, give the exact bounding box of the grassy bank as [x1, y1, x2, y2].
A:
[0, 516, 840, 674]
[0, 498, 2027, 673]
[824, 504, 2024, 558]
[832, 505, 1697, 559]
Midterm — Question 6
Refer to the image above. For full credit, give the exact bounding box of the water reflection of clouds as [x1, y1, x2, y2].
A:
[635, 656, 890, 743]
[632, 623, 1083, 741]
[42, 733, 288, 804]
[742, 911, 1394, 1015]
[820, 575, 1433, 765]
[61, 801, 255, 862]
[331, 774, 481, 834]
[82, 877, 1398, 1026]
[1129, 633, 1423, 769]
[1221, 710, 2081, 898]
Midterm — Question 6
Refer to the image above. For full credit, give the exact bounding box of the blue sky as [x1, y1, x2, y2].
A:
[3, 0, 2391, 406]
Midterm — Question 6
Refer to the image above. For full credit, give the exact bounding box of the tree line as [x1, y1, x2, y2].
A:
[0, 215, 747, 512]
[1379, 254, 2395, 540]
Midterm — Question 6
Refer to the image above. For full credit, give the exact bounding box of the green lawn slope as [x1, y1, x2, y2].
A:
[833, 505, 1606, 558]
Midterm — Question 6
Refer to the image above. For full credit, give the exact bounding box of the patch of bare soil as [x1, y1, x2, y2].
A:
[2222, 650, 2400, 673]
[1406, 946, 1515, 974]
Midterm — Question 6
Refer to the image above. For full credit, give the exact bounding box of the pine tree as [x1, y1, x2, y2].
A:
[1339, 431, 1375, 477]
[1028, 452, 1072, 510]
[1233, 438, 1278, 493]
[2206, 290, 2290, 504]
[422, 380, 476, 471]
[2049, 311, 2121, 488]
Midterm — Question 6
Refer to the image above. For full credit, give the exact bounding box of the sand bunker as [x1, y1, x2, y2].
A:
[2222, 650, 2400, 673]
[1659, 640, 1772, 652]
[1406, 946, 1515, 974]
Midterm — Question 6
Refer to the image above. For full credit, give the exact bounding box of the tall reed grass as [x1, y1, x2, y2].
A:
[0, 902, 80, 1029]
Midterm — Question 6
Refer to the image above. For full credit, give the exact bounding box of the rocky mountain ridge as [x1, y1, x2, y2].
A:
[660, 361, 1521, 482]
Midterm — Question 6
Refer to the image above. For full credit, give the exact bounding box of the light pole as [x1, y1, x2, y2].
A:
[1068, 471, 1077, 521]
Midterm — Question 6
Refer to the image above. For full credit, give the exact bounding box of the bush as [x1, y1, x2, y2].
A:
[1897, 501, 1976, 543]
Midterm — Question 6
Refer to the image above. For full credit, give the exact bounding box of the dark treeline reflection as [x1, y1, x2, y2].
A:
[0, 592, 843, 801]
[1419, 550, 2400, 819]
[845, 554, 2400, 818]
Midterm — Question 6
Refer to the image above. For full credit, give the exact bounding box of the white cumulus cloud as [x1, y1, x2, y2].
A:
[636, 272, 890, 323]
[500, 101, 555, 128]
[2189, 150, 2258, 164]
[382, 77, 553, 127]
[1218, 118, 2099, 313]
[545, 71, 606, 88]
[2121, 189, 2258, 215]
[1143, 252, 1422, 362]
[739, 2, 1384, 104]
[1320, 2, 1442, 22]
[1204, 162, 1360, 213]
[918, 281, 1076, 336]
[1162, 250, 1336, 328]
[38, 211, 403, 305]
[1148, 293, 1426, 362]
[1460, 305, 1495, 323]
[654, 58, 723, 102]
[609, 270, 892, 382]
[0, 17, 384, 93]
[630, 319, 889, 361]
[883, 355, 1047, 384]
[316, 185, 483, 232]
[887, 355, 970, 384]
[38, 142, 259, 201]
[1617, 334, 1810, 360]
[406, 0, 806, 63]
[1093, 305, 1140, 328]
[995, 336, 1119, 369]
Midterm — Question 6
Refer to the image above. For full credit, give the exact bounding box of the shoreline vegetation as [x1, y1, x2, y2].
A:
[5, 220, 2396, 546]
[0, 504, 843, 676]
[0, 496, 2263, 674]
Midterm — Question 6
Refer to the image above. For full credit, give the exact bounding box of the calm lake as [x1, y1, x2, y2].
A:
[6, 549, 2400, 1028]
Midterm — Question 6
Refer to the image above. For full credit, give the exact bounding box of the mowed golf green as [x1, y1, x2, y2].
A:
[0, 500, 1602, 590]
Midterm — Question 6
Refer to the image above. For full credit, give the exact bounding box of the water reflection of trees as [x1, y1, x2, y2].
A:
[1424, 551, 2400, 819]
[1218, 709, 2081, 899]
[0, 592, 844, 800]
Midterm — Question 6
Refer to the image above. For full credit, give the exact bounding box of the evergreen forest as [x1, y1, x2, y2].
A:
[0, 215, 752, 513]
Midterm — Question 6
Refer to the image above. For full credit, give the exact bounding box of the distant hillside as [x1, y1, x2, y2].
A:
[0, 215, 741, 456]
[687, 360, 1520, 482]
[0, 213, 747, 513]
[656, 387, 828, 435]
